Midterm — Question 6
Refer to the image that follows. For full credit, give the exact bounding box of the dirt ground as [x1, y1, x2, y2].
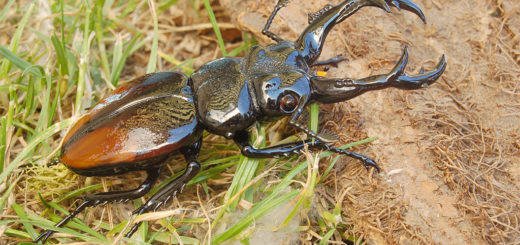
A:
[220, 0, 520, 244]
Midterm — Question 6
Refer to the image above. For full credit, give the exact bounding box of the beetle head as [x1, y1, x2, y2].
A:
[252, 72, 311, 118]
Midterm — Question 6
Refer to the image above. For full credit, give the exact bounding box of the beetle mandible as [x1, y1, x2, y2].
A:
[36, 0, 446, 242]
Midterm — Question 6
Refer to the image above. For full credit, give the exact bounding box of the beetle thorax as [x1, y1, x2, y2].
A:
[190, 42, 312, 138]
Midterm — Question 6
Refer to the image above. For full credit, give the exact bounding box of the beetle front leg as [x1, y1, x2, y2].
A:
[262, 0, 289, 42]
[234, 130, 315, 158]
[233, 131, 379, 170]
[35, 167, 161, 243]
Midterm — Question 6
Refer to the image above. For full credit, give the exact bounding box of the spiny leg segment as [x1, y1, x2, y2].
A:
[35, 167, 161, 243]
[125, 139, 202, 239]
[233, 130, 379, 170]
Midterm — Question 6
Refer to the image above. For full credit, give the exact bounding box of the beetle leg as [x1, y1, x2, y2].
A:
[125, 139, 202, 239]
[310, 46, 447, 103]
[288, 95, 338, 143]
[34, 167, 161, 243]
[296, 0, 426, 65]
[262, 0, 290, 42]
[311, 56, 348, 68]
[234, 130, 316, 158]
[233, 130, 379, 170]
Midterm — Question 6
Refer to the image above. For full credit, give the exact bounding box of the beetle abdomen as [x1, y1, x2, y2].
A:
[61, 72, 203, 175]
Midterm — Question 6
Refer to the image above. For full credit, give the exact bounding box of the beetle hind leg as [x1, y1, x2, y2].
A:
[125, 162, 200, 238]
[34, 167, 161, 243]
[125, 139, 202, 239]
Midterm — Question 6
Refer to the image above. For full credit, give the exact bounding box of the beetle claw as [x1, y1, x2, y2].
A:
[388, 0, 426, 23]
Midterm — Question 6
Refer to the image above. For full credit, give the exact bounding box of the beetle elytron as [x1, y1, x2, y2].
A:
[36, 0, 446, 242]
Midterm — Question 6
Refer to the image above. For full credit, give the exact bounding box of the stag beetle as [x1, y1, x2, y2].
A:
[36, 0, 446, 242]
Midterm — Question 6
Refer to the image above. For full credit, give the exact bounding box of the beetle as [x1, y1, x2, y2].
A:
[35, 0, 446, 242]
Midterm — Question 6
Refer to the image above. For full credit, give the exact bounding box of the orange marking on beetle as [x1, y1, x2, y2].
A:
[316, 70, 327, 77]
[61, 126, 136, 169]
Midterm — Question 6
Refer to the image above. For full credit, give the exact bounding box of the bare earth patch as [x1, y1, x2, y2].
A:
[220, 0, 520, 244]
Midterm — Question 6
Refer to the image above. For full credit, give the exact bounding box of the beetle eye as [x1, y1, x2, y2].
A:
[280, 94, 298, 113]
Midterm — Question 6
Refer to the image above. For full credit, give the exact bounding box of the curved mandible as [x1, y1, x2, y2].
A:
[296, 0, 426, 65]
[310, 46, 447, 104]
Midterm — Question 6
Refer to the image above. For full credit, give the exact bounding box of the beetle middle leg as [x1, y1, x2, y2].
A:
[233, 130, 379, 170]
[35, 167, 161, 243]
[125, 139, 202, 239]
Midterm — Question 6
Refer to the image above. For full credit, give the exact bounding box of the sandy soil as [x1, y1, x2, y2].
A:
[219, 0, 520, 244]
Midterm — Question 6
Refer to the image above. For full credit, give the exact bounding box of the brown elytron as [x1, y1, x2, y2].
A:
[61, 72, 202, 175]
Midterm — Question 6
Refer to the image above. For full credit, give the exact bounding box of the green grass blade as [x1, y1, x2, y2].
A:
[95, 0, 110, 79]
[318, 228, 336, 245]
[55, 183, 104, 203]
[212, 190, 299, 244]
[202, 0, 227, 57]
[74, 1, 92, 116]
[110, 34, 141, 86]
[159, 51, 195, 74]
[0, 119, 71, 185]
[158, 0, 180, 11]
[12, 204, 38, 239]
[0, 0, 16, 21]
[0, 46, 43, 78]
[146, 0, 159, 73]
[51, 35, 69, 76]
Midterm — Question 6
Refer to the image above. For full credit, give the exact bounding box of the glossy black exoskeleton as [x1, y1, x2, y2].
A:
[36, 0, 446, 242]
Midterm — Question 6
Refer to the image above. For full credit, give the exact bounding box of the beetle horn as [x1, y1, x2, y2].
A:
[296, 0, 426, 65]
[310, 46, 447, 104]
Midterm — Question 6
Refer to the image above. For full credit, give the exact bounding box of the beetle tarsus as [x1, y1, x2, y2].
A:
[324, 145, 380, 171]
[34, 168, 161, 243]
[289, 119, 338, 143]
[34, 199, 94, 243]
